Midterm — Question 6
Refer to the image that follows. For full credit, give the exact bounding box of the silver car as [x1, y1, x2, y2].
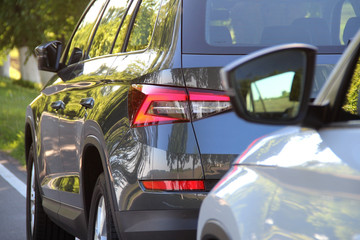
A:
[197, 29, 360, 240]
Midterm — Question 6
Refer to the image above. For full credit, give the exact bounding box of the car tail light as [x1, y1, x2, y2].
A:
[140, 180, 205, 191]
[188, 88, 232, 120]
[129, 84, 231, 127]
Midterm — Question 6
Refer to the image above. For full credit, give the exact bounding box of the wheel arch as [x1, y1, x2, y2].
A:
[80, 121, 119, 230]
[25, 121, 33, 164]
[200, 219, 231, 240]
[25, 106, 37, 166]
[81, 140, 104, 224]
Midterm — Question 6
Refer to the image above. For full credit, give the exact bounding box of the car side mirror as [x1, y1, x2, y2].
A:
[35, 40, 63, 72]
[221, 44, 317, 125]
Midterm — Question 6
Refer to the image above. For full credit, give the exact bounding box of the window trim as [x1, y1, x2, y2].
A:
[109, 0, 137, 54]
[121, 0, 143, 53]
[121, 0, 163, 54]
[84, 0, 111, 59]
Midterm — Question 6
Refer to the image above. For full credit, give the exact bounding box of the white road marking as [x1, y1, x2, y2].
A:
[0, 161, 82, 239]
[0, 163, 26, 198]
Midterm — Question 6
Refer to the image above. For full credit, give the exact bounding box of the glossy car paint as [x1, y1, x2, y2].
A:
[197, 30, 360, 240]
[198, 126, 360, 239]
[25, 0, 347, 239]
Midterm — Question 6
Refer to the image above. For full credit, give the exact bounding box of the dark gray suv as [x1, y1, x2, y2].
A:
[25, 0, 357, 239]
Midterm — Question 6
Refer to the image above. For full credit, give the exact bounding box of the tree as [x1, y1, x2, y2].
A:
[0, 0, 89, 82]
[0, 55, 10, 78]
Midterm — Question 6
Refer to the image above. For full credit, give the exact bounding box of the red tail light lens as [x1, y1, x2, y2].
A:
[140, 180, 205, 191]
[129, 84, 231, 127]
[129, 85, 190, 127]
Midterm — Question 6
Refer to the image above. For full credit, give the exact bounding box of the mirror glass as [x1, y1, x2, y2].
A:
[230, 50, 306, 121]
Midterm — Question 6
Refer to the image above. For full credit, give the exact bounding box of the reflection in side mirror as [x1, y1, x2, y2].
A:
[247, 71, 299, 119]
[222, 44, 317, 125]
[35, 40, 63, 72]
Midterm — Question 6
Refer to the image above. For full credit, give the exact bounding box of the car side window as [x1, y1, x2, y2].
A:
[126, 0, 161, 52]
[66, 0, 106, 65]
[342, 58, 360, 116]
[88, 0, 132, 58]
[112, 0, 139, 53]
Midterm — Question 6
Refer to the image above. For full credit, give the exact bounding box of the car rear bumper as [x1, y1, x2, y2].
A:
[116, 209, 199, 240]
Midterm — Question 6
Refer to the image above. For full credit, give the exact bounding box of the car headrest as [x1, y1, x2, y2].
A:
[343, 17, 360, 44]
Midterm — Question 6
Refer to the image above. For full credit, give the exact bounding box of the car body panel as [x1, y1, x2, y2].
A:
[199, 125, 360, 239]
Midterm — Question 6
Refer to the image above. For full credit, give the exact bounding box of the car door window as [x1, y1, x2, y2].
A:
[66, 0, 106, 65]
[88, 0, 132, 58]
[126, 0, 161, 52]
[112, 0, 139, 53]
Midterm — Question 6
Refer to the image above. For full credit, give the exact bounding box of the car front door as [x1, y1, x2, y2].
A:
[38, 0, 108, 229]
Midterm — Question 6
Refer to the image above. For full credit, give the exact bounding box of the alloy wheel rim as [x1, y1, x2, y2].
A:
[94, 196, 107, 240]
[30, 162, 35, 235]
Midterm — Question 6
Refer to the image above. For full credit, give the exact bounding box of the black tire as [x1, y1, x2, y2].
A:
[88, 173, 119, 240]
[26, 143, 74, 240]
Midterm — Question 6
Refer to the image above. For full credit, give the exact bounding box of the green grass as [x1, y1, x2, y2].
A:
[0, 76, 40, 165]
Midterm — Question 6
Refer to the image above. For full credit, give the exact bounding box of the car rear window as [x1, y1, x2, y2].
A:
[183, 0, 359, 54]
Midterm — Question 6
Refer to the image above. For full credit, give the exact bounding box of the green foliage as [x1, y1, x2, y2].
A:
[0, 76, 39, 164]
[89, 2, 130, 57]
[343, 61, 360, 115]
[41, 0, 90, 44]
[12, 78, 42, 90]
[65, 0, 103, 64]
[113, 1, 138, 53]
[127, 0, 160, 51]
[0, 0, 89, 55]
[0, 1, 44, 52]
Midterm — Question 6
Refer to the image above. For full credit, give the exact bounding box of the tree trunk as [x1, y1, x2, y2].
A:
[0, 55, 10, 78]
[19, 46, 41, 84]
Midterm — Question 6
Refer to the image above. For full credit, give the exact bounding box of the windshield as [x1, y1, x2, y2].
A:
[183, 0, 360, 54]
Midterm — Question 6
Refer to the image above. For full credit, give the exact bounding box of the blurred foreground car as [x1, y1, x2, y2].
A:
[25, 0, 359, 239]
[197, 30, 360, 240]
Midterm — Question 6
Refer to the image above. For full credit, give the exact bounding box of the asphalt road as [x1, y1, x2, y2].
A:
[0, 152, 27, 240]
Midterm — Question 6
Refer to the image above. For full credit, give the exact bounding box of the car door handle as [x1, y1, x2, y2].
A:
[80, 97, 95, 109]
[51, 100, 65, 110]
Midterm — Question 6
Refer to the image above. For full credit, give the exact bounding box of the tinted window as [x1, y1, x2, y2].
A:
[66, 0, 106, 65]
[88, 0, 132, 58]
[126, 0, 161, 52]
[183, 0, 360, 54]
[112, 0, 139, 53]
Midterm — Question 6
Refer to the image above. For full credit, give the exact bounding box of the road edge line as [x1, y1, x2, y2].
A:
[0, 163, 26, 198]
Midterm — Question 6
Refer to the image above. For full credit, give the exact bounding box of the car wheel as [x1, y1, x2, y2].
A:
[26, 143, 74, 240]
[88, 173, 119, 240]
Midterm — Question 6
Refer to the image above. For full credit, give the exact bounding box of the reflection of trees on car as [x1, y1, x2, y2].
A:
[127, 0, 160, 51]
[89, 3, 130, 57]
[343, 59, 360, 115]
